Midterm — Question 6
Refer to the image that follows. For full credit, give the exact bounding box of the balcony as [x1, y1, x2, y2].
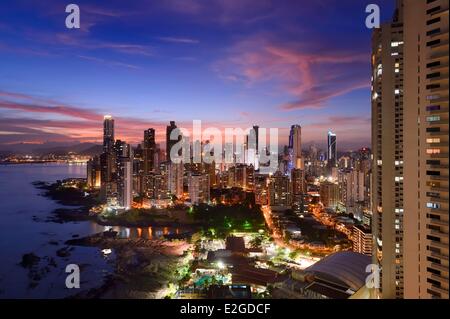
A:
[430, 208, 449, 217]
[430, 251, 449, 262]
[431, 273, 449, 285]
[428, 130, 449, 136]
[428, 261, 449, 273]
[429, 239, 448, 250]
[429, 229, 449, 238]
[429, 153, 449, 159]
[428, 217, 449, 227]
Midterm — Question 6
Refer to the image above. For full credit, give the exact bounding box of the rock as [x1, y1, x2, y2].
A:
[56, 247, 71, 258]
[20, 253, 40, 268]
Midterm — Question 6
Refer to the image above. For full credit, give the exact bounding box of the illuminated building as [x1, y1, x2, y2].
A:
[291, 168, 306, 214]
[289, 124, 303, 170]
[103, 115, 114, 153]
[188, 173, 210, 204]
[87, 155, 101, 188]
[168, 162, 184, 198]
[143, 128, 156, 174]
[327, 130, 337, 167]
[268, 171, 292, 209]
[402, 0, 449, 299]
[372, 0, 449, 299]
[352, 224, 373, 256]
[319, 181, 339, 210]
[166, 121, 179, 162]
[254, 174, 268, 205]
[371, 2, 405, 298]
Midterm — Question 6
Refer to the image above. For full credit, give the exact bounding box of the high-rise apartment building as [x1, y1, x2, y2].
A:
[143, 128, 156, 174]
[166, 121, 179, 162]
[289, 124, 303, 169]
[402, 0, 449, 299]
[103, 115, 115, 153]
[352, 224, 373, 256]
[372, 0, 449, 299]
[188, 173, 210, 204]
[327, 130, 337, 167]
[168, 162, 184, 198]
[371, 2, 406, 299]
[292, 168, 306, 214]
[319, 181, 339, 210]
[268, 171, 292, 209]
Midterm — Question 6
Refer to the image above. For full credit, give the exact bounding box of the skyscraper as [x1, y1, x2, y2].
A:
[289, 124, 303, 169]
[168, 162, 184, 198]
[103, 115, 114, 153]
[188, 173, 210, 205]
[166, 121, 179, 162]
[143, 128, 156, 174]
[327, 130, 337, 167]
[372, 0, 449, 299]
[402, 0, 448, 299]
[371, 2, 405, 299]
[268, 171, 292, 209]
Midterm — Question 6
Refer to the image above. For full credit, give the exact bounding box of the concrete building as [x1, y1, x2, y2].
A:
[289, 124, 303, 169]
[268, 171, 292, 209]
[352, 224, 373, 256]
[319, 181, 339, 210]
[372, 0, 449, 299]
[188, 173, 210, 204]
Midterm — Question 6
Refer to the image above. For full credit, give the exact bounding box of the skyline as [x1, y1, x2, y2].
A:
[0, 0, 395, 150]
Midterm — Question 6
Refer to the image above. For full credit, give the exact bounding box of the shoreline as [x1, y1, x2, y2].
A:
[32, 179, 195, 299]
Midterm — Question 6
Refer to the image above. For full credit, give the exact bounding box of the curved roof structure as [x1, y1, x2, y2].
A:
[306, 251, 371, 291]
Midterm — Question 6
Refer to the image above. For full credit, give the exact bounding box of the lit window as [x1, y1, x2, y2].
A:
[395, 63, 400, 67]
[391, 52, 399, 56]
[426, 115, 440, 122]
[426, 202, 440, 209]
[395, 89, 400, 95]
[377, 160, 382, 165]
[426, 148, 441, 154]
[426, 138, 440, 143]
[395, 68, 399, 73]
[391, 42, 399, 47]
[395, 176, 403, 182]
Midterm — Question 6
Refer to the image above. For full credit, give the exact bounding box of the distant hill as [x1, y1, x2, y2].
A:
[0, 142, 102, 157]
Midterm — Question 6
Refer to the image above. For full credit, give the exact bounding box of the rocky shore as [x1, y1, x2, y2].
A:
[66, 230, 193, 298]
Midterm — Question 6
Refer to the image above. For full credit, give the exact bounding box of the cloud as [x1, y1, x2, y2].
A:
[215, 36, 370, 110]
[157, 37, 199, 44]
[77, 55, 141, 70]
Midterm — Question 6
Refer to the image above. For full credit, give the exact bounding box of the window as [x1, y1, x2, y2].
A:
[426, 105, 440, 111]
[427, 72, 440, 79]
[426, 149, 441, 154]
[427, 115, 440, 122]
[426, 127, 440, 133]
[395, 89, 400, 95]
[426, 6, 440, 14]
[426, 17, 440, 25]
[427, 39, 440, 47]
[426, 28, 440, 36]
[426, 61, 440, 68]
[426, 138, 440, 143]
[426, 202, 440, 209]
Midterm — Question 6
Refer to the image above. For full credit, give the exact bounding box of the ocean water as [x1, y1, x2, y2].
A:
[0, 163, 112, 298]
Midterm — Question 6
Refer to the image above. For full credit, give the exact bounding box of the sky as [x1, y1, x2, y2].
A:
[0, 0, 395, 150]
